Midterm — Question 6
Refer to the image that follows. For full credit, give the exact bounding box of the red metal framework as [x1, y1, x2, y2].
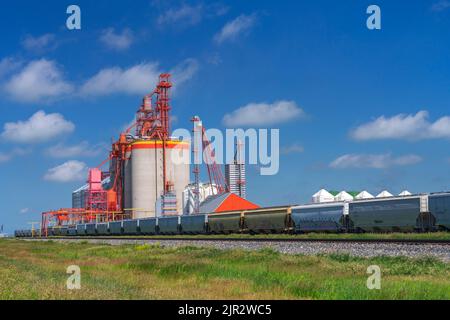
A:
[135, 73, 172, 141]
[41, 208, 126, 236]
[40, 73, 176, 232]
[134, 74, 173, 194]
[191, 116, 228, 196]
[85, 168, 107, 211]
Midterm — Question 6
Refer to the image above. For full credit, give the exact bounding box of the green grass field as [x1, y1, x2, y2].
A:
[0, 239, 449, 300]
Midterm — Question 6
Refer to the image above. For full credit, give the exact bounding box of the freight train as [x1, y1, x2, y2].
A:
[14, 192, 450, 237]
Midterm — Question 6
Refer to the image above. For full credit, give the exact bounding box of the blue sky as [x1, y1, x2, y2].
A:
[1, 0, 450, 233]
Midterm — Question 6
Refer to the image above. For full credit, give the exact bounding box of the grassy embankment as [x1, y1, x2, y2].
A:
[0, 239, 449, 300]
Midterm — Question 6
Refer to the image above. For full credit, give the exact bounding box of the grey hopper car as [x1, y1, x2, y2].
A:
[86, 223, 97, 235]
[138, 218, 157, 235]
[123, 220, 139, 235]
[96, 223, 109, 235]
[109, 221, 123, 235]
[158, 216, 180, 235]
[76, 224, 86, 236]
[348, 195, 433, 232]
[428, 193, 450, 230]
[291, 203, 348, 233]
[180, 214, 208, 234]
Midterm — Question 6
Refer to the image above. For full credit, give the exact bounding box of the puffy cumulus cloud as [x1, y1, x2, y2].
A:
[45, 141, 105, 158]
[3, 59, 73, 103]
[43, 160, 87, 182]
[21, 33, 57, 53]
[214, 14, 257, 44]
[350, 111, 450, 141]
[330, 153, 422, 169]
[80, 59, 198, 97]
[222, 100, 305, 127]
[80, 62, 160, 96]
[1, 111, 75, 143]
[99, 28, 134, 51]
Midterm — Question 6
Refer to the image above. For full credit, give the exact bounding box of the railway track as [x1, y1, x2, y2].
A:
[22, 236, 450, 245]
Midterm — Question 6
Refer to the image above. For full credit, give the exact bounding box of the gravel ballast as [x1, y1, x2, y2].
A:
[26, 238, 450, 262]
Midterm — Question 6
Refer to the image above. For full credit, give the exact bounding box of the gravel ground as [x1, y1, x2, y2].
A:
[28, 238, 450, 262]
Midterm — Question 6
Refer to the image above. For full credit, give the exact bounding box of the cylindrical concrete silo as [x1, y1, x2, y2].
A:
[130, 140, 190, 219]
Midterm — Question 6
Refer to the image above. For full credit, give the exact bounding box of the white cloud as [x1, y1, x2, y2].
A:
[1, 110, 75, 143]
[80, 59, 198, 97]
[214, 14, 257, 44]
[431, 0, 450, 12]
[3, 59, 73, 103]
[99, 28, 134, 51]
[44, 160, 87, 182]
[350, 111, 450, 141]
[157, 4, 203, 26]
[19, 208, 29, 214]
[0, 57, 22, 78]
[222, 100, 305, 127]
[45, 141, 105, 158]
[0, 148, 31, 164]
[170, 58, 199, 89]
[156, 3, 228, 27]
[330, 153, 422, 169]
[21, 33, 57, 53]
[80, 62, 160, 96]
[281, 144, 304, 155]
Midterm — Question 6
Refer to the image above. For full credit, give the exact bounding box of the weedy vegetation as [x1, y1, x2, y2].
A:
[0, 239, 449, 300]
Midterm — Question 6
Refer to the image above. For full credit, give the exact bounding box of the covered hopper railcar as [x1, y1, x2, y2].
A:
[291, 203, 349, 233]
[428, 193, 450, 231]
[14, 192, 450, 238]
[348, 195, 435, 233]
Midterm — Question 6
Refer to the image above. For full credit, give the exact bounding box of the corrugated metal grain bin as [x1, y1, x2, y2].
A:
[85, 223, 97, 235]
[180, 214, 208, 234]
[123, 220, 139, 235]
[349, 196, 423, 232]
[96, 223, 109, 235]
[138, 218, 157, 235]
[429, 193, 450, 230]
[292, 203, 347, 233]
[76, 224, 86, 236]
[157, 216, 180, 235]
[109, 221, 123, 235]
[208, 211, 242, 234]
[243, 207, 291, 233]
[68, 227, 77, 236]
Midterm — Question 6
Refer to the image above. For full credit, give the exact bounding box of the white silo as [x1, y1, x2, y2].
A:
[130, 140, 190, 218]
